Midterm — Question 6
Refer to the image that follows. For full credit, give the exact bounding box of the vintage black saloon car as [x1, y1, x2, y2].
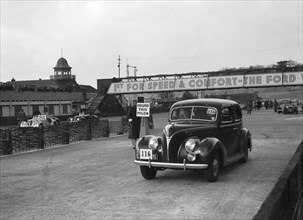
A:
[134, 98, 252, 182]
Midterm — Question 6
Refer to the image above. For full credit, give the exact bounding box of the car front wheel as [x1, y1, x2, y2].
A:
[140, 166, 157, 179]
[206, 152, 220, 182]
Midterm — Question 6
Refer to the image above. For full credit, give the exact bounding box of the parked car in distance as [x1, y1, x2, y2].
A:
[277, 99, 298, 114]
[20, 115, 60, 128]
[68, 114, 99, 123]
[134, 98, 252, 182]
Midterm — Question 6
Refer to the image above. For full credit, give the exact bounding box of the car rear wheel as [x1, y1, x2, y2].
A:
[140, 166, 157, 179]
[239, 140, 249, 163]
[206, 152, 220, 182]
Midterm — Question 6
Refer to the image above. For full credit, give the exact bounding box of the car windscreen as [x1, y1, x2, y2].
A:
[290, 100, 298, 105]
[279, 100, 290, 105]
[170, 106, 218, 122]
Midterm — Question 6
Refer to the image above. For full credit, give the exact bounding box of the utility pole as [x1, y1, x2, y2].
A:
[126, 59, 129, 78]
[117, 55, 121, 78]
[134, 66, 137, 77]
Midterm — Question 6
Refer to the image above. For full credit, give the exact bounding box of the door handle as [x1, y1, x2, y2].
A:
[233, 127, 238, 130]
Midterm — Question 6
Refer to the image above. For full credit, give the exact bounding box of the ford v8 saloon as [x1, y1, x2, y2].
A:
[134, 98, 252, 182]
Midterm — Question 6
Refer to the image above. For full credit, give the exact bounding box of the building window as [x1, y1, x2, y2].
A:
[48, 105, 54, 115]
[15, 106, 22, 116]
[32, 105, 41, 115]
[62, 104, 68, 114]
[44, 106, 49, 114]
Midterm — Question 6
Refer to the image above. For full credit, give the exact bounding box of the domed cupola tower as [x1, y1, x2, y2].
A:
[52, 57, 75, 80]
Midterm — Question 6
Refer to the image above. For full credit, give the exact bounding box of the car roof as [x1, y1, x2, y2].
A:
[171, 98, 238, 109]
[278, 99, 291, 102]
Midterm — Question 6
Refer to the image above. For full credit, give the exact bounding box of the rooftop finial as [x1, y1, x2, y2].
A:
[61, 48, 63, 58]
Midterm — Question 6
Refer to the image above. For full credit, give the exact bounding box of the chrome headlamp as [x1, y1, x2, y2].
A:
[148, 137, 159, 150]
[185, 139, 196, 152]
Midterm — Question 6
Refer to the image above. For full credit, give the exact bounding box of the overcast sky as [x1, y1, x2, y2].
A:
[1, 1, 302, 88]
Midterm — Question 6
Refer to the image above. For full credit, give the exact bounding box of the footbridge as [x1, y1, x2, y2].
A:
[107, 69, 303, 94]
[93, 68, 302, 116]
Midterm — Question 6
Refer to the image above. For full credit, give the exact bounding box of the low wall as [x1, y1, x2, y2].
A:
[0, 118, 129, 156]
[108, 117, 129, 135]
[253, 141, 303, 220]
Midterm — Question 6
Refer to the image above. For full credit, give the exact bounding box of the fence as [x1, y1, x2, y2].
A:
[0, 117, 129, 156]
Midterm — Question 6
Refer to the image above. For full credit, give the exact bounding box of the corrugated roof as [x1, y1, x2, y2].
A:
[6, 78, 81, 91]
[8, 79, 58, 87]
[1, 91, 83, 102]
[79, 85, 97, 93]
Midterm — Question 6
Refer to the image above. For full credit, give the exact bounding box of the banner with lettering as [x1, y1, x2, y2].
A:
[107, 71, 303, 94]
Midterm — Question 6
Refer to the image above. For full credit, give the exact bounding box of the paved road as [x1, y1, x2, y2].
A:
[0, 110, 302, 219]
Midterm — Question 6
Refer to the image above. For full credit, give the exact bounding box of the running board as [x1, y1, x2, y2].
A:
[225, 153, 244, 166]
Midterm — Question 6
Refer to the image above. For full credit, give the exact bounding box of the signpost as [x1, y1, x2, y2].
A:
[137, 101, 150, 137]
[136, 103, 150, 117]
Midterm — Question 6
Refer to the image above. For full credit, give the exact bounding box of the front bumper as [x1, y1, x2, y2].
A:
[134, 159, 208, 170]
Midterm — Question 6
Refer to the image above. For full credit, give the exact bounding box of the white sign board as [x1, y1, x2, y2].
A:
[136, 103, 150, 117]
[107, 71, 303, 94]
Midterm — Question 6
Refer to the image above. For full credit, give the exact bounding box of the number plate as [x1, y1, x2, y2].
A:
[140, 149, 152, 159]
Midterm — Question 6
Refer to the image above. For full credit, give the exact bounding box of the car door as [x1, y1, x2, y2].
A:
[219, 105, 238, 156]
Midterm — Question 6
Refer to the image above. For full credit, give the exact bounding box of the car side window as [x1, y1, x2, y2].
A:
[233, 105, 242, 122]
[221, 107, 232, 123]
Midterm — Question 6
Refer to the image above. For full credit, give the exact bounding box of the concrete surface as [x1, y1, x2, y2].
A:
[0, 110, 302, 219]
